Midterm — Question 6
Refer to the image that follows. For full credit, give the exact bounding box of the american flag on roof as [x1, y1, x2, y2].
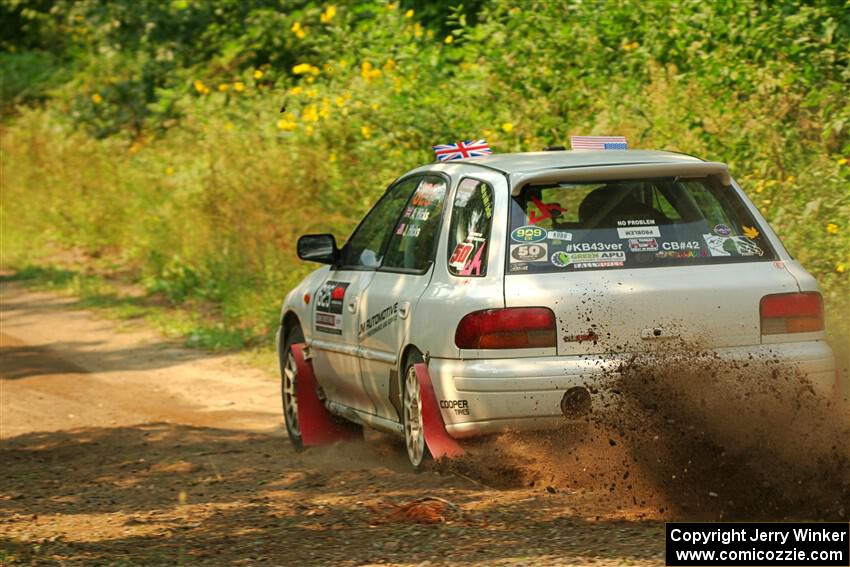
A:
[433, 140, 493, 162]
[569, 135, 628, 150]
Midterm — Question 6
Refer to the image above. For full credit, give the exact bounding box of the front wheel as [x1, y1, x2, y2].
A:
[402, 352, 431, 470]
[280, 327, 304, 452]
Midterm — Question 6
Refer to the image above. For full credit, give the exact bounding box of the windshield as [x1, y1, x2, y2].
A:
[507, 177, 776, 274]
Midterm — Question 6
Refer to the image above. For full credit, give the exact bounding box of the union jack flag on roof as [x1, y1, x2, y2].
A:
[569, 136, 628, 150]
[433, 140, 493, 162]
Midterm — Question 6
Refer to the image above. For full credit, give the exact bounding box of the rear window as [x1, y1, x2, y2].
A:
[507, 177, 776, 274]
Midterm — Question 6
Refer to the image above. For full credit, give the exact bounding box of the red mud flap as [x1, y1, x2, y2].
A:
[414, 362, 464, 459]
[291, 343, 361, 446]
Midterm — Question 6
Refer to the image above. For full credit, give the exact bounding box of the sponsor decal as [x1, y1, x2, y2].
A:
[547, 230, 573, 241]
[628, 238, 659, 252]
[511, 225, 547, 243]
[743, 225, 760, 239]
[394, 223, 421, 238]
[551, 250, 626, 268]
[617, 219, 656, 227]
[449, 242, 474, 268]
[359, 302, 399, 339]
[410, 180, 446, 207]
[617, 226, 661, 239]
[509, 263, 529, 272]
[510, 243, 548, 263]
[315, 281, 350, 334]
[563, 331, 598, 343]
[402, 206, 414, 218]
[459, 243, 486, 276]
[661, 241, 701, 251]
[481, 184, 493, 219]
[655, 250, 700, 259]
[440, 399, 470, 415]
[702, 234, 764, 257]
[529, 195, 566, 224]
[563, 242, 623, 252]
[773, 260, 785, 269]
[713, 223, 732, 236]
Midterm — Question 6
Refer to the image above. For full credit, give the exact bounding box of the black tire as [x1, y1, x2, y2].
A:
[280, 325, 305, 452]
[402, 350, 432, 471]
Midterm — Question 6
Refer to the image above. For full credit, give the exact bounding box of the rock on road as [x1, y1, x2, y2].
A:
[0, 281, 665, 566]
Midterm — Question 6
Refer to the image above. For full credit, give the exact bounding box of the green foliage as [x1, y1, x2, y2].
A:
[1, 0, 848, 354]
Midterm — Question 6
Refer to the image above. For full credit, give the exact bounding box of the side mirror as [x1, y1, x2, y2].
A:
[297, 234, 339, 265]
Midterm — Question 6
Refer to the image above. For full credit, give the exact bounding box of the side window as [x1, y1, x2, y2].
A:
[383, 176, 448, 272]
[447, 178, 494, 277]
[339, 177, 419, 268]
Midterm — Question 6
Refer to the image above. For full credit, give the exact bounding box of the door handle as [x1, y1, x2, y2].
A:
[347, 298, 358, 313]
[398, 301, 411, 319]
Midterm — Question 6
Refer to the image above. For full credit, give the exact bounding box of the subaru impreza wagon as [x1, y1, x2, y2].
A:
[277, 149, 837, 468]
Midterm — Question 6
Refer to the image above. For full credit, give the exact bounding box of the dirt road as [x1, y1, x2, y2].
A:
[0, 282, 666, 566]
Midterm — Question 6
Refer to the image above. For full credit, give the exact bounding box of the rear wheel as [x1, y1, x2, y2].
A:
[280, 326, 304, 452]
[402, 351, 430, 470]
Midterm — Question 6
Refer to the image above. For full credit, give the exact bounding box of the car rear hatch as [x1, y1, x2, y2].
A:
[503, 174, 797, 354]
[505, 263, 798, 355]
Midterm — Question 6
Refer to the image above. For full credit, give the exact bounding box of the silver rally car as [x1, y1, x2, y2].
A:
[278, 149, 837, 468]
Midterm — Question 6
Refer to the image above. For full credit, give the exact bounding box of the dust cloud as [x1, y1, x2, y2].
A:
[440, 344, 849, 521]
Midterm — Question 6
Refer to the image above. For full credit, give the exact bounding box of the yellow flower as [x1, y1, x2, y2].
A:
[382, 59, 396, 73]
[387, 2, 397, 10]
[218, 83, 229, 92]
[305, 125, 314, 136]
[360, 61, 381, 81]
[334, 95, 346, 107]
[501, 122, 514, 133]
[320, 6, 336, 23]
[165, 166, 174, 176]
[277, 113, 297, 131]
[785, 175, 795, 183]
[233, 82, 245, 92]
[361, 125, 371, 138]
[292, 63, 320, 75]
[302, 104, 319, 122]
[826, 223, 839, 235]
[253, 69, 264, 80]
[444, 35, 454, 44]
[761, 199, 772, 205]
[194, 80, 207, 94]
[414, 23, 423, 38]
[836, 263, 846, 274]
[405, 9, 414, 18]
[370, 102, 380, 111]
[291, 22, 306, 39]
[91, 93, 103, 104]
[838, 158, 848, 166]
[289, 86, 304, 96]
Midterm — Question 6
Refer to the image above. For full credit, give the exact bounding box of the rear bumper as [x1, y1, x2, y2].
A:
[428, 340, 837, 438]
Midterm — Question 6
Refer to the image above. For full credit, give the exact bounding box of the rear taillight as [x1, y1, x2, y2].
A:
[760, 292, 824, 334]
[455, 307, 556, 349]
